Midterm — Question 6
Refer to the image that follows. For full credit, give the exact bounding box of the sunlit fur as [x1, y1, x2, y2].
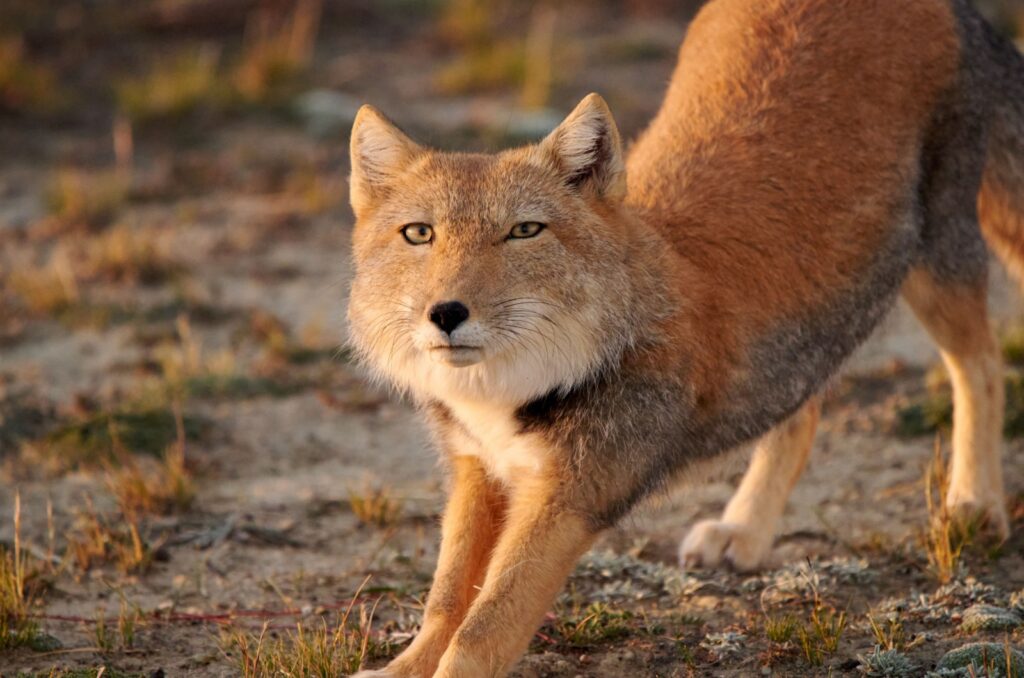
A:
[347, 100, 650, 408]
[346, 0, 1024, 675]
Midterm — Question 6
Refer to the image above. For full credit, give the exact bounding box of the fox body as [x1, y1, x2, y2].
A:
[347, 0, 1024, 676]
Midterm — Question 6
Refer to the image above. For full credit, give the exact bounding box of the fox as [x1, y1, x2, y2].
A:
[345, 0, 1024, 675]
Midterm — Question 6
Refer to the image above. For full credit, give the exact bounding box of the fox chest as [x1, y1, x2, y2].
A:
[440, 398, 550, 483]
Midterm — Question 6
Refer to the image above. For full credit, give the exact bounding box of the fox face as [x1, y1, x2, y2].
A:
[346, 95, 643, 405]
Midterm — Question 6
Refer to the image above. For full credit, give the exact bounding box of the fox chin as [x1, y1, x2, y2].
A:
[346, 0, 1023, 675]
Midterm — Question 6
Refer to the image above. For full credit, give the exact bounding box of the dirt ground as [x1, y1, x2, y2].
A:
[2, 1, 1024, 676]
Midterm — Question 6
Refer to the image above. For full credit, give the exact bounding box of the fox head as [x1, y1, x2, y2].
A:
[346, 94, 645, 405]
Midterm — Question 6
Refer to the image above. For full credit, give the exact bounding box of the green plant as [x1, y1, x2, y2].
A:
[553, 602, 632, 647]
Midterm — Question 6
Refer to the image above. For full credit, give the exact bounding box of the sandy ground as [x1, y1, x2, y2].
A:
[1, 2, 1024, 676]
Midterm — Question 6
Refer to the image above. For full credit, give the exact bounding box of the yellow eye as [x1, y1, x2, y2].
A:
[508, 222, 546, 239]
[402, 223, 434, 245]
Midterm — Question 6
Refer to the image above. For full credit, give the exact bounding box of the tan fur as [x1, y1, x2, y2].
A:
[381, 455, 506, 678]
[902, 269, 1009, 537]
[626, 0, 959, 402]
[681, 398, 820, 571]
[347, 1, 1017, 675]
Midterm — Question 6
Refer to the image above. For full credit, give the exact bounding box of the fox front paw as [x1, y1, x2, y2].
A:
[679, 519, 773, 572]
[945, 492, 1011, 542]
[350, 671, 397, 678]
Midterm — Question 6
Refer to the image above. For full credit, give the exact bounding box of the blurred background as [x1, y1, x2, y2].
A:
[2, 1, 1024, 675]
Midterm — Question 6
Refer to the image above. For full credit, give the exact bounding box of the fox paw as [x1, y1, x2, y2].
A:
[946, 492, 1010, 542]
[350, 670, 400, 677]
[679, 519, 773, 572]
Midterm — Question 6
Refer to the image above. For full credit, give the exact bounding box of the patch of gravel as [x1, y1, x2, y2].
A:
[878, 576, 1009, 623]
[567, 550, 712, 602]
[741, 556, 874, 599]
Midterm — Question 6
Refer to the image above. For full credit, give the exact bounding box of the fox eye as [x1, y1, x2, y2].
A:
[508, 222, 546, 239]
[401, 223, 434, 245]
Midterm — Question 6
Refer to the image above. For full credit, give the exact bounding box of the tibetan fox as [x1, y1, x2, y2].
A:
[347, 0, 1023, 675]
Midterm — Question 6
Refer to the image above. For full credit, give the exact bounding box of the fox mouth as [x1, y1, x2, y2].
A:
[428, 344, 484, 367]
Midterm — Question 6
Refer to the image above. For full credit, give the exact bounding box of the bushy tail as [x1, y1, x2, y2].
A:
[979, 25, 1024, 277]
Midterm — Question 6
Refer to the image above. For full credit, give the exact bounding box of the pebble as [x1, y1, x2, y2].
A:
[960, 604, 1023, 633]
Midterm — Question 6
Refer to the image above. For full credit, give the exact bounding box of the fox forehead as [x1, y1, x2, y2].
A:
[374, 150, 571, 229]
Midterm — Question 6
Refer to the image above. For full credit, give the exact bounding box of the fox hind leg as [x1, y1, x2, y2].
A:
[680, 397, 820, 572]
[902, 267, 1009, 539]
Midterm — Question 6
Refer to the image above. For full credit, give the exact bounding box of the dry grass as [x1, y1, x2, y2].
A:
[0, 35, 59, 114]
[348, 484, 403, 529]
[923, 439, 978, 583]
[7, 250, 79, 316]
[233, 0, 321, 103]
[116, 47, 224, 123]
[221, 591, 388, 676]
[0, 494, 41, 649]
[45, 169, 128, 231]
[83, 224, 180, 285]
[105, 410, 194, 517]
[64, 499, 155, 575]
[867, 613, 911, 652]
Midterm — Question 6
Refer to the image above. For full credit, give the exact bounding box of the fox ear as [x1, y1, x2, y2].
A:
[349, 105, 422, 215]
[539, 93, 626, 201]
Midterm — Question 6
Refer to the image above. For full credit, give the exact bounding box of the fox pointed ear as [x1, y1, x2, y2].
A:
[539, 93, 626, 201]
[349, 105, 422, 215]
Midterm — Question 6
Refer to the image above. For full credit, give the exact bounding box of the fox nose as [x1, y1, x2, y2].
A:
[428, 301, 470, 335]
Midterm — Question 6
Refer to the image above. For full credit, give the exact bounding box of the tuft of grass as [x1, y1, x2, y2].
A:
[794, 600, 847, 667]
[64, 503, 155, 575]
[117, 598, 139, 649]
[0, 494, 42, 650]
[116, 47, 224, 123]
[348, 484, 402, 529]
[552, 602, 633, 648]
[923, 439, 978, 583]
[233, 0, 321, 104]
[8, 252, 79, 316]
[105, 426, 194, 517]
[867, 613, 907, 651]
[82, 225, 179, 285]
[45, 169, 127, 231]
[0, 35, 59, 114]
[221, 596, 388, 676]
[764, 614, 798, 644]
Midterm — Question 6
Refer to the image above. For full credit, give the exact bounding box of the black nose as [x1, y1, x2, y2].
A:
[428, 301, 470, 335]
